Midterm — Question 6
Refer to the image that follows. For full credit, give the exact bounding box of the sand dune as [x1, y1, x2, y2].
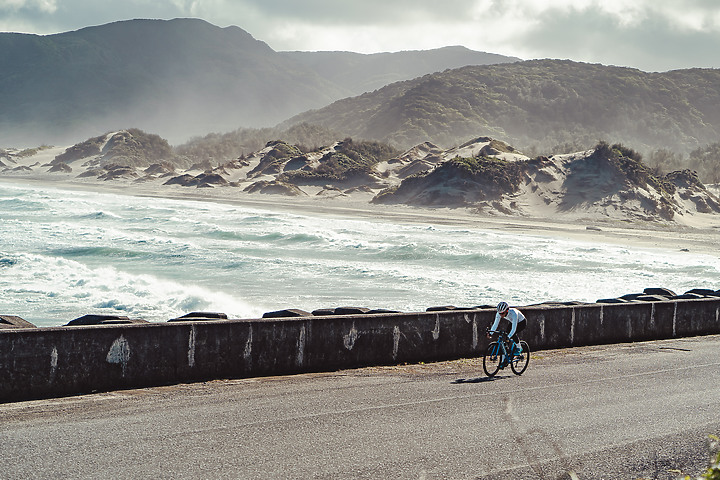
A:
[2, 138, 720, 259]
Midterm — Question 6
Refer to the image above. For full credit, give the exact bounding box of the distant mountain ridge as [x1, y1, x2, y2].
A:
[280, 46, 520, 97]
[0, 18, 518, 147]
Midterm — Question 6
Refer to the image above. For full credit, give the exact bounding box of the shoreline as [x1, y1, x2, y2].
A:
[3, 174, 720, 258]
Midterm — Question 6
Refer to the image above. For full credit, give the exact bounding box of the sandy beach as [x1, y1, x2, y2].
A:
[4, 134, 720, 267]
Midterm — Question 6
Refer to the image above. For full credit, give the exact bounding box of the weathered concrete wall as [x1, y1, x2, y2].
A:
[1, 298, 719, 402]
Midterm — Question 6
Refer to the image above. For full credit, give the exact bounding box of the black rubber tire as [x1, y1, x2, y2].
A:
[510, 341, 530, 375]
[483, 342, 502, 377]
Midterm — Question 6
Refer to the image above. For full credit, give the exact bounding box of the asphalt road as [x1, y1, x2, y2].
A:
[2, 335, 720, 480]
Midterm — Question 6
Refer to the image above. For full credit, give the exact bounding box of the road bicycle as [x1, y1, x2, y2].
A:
[483, 330, 530, 377]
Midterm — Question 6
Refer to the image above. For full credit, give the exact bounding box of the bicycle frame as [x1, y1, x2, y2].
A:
[491, 331, 517, 367]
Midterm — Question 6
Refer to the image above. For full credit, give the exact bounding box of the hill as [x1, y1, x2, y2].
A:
[0, 19, 517, 147]
[282, 60, 720, 155]
[0, 18, 341, 146]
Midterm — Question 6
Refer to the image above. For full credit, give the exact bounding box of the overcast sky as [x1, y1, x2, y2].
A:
[1, 0, 719, 72]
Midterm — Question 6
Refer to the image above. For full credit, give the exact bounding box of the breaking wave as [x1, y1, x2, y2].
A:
[1, 180, 719, 327]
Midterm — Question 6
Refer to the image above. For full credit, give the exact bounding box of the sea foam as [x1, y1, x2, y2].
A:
[1, 180, 718, 327]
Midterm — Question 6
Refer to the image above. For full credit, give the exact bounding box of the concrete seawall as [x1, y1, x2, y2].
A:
[2, 298, 719, 402]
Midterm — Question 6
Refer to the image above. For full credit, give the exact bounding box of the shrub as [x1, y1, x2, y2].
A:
[590, 141, 675, 196]
[681, 435, 720, 479]
[336, 138, 400, 165]
[688, 143, 720, 184]
[17, 145, 52, 158]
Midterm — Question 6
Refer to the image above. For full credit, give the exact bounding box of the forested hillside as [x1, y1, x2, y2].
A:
[283, 60, 720, 156]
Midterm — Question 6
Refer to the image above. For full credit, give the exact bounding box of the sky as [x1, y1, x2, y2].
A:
[1, 0, 719, 72]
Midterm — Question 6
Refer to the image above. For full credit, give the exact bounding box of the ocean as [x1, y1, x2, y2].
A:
[1, 180, 718, 328]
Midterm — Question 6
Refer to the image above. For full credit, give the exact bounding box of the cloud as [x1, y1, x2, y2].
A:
[0, 0, 59, 33]
[0, 0, 181, 33]
[0, 0, 719, 70]
[508, 3, 720, 71]
[191, 0, 477, 25]
[191, 0, 720, 70]
[0, 0, 57, 13]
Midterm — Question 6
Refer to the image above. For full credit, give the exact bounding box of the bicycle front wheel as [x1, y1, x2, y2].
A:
[483, 342, 502, 377]
[510, 341, 530, 375]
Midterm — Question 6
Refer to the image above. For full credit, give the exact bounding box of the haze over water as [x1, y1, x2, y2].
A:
[1, 180, 718, 328]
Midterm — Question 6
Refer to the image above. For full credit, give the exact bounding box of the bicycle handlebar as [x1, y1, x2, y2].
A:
[487, 329, 508, 338]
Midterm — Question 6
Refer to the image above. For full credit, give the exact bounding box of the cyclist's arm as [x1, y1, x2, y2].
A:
[507, 310, 519, 338]
[487, 313, 501, 338]
[489, 313, 501, 332]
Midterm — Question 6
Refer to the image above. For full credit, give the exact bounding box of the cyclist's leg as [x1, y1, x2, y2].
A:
[507, 330, 518, 353]
[509, 336, 524, 355]
[499, 336, 509, 368]
[513, 320, 527, 353]
[503, 337, 512, 364]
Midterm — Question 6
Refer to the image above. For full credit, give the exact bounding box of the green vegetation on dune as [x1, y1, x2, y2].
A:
[335, 137, 399, 166]
[52, 128, 176, 168]
[52, 135, 105, 164]
[592, 141, 676, 196]
[246, 140, 305, 178]
[264, 141, 303, 160]
[279, 151, 356, 184]
[279, 138, 400, 185]
[16, 145, 53, 158]
[444, 155, 526, 193]
[373, 153, 528, 206]
[102, 129, 174, 167]
[175, 123, 342, 163]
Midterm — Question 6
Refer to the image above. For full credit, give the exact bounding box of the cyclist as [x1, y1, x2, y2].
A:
[487, 301, 526, 354]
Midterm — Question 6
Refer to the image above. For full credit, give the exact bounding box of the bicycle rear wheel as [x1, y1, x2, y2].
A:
[510, 341, 530, 375]
[483, 342, 502, 377]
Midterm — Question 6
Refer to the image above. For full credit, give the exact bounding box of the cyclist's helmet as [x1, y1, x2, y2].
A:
[497, 301, 509, 313]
